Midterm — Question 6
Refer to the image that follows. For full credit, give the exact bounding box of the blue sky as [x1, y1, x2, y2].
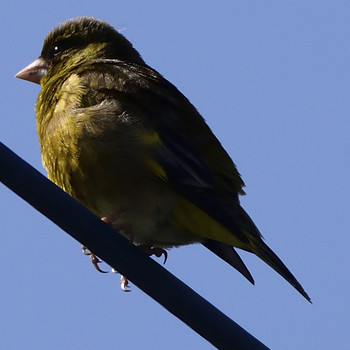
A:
[1, 1, 349, 349]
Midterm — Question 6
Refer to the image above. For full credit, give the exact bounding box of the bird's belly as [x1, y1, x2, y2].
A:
[91, 183, 202, 248]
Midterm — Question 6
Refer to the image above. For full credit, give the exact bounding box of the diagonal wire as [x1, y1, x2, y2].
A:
[0, 141, 269, 350]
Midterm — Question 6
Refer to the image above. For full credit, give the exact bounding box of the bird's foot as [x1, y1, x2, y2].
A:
[110, 246, 168, 292]
[80, 214, 135, 291]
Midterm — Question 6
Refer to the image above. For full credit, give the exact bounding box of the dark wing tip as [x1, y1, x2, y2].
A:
[203, 239, 254, 285]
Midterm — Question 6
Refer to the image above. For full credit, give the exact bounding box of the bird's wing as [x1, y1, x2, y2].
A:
[76, 61, 311, 291]
[78, 60, 252, 245]
[203, 239, 254, 284]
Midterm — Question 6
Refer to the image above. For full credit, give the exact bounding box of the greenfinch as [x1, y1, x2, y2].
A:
[16, 17, 310, 301]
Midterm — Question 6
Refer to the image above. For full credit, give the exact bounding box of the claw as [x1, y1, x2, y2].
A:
[111, 268, 131, 292]
[120, 275, 131, 292]
[153, 248, 168, 264]
[138, 245, 168, 264]
[81, 245, 108, 273]
[90, 254, 108, 273]
[81, 245, 91, 255]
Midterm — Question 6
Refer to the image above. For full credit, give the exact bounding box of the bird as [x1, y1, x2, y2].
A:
[15, 17, 310, 301]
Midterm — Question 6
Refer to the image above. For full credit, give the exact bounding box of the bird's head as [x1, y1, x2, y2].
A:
[15, 17, 145, 85]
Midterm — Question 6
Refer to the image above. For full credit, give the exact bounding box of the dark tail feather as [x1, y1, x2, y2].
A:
[238, 207, 311, 302]
[255, 240, 311, 302]
[203, 239, 254, 284]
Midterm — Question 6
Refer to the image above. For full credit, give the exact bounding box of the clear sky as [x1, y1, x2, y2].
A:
[1, 1, 349, 349]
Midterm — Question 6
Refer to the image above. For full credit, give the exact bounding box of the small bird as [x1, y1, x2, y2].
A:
[16, 17, 310, 301]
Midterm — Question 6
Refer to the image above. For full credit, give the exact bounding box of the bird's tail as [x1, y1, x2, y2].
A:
[239, 208, 311, 302]
[253, 240, 311, 302]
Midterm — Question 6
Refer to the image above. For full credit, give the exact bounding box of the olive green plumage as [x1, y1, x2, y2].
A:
[16, 17, 310, 301]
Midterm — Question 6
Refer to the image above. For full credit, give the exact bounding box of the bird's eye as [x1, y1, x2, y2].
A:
[52, 45, 61, 56]
[45, 38, 76, 60]
[51, 40, 69, 57]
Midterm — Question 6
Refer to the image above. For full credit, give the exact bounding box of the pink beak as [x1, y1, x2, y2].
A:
[15, 57, 48, 84]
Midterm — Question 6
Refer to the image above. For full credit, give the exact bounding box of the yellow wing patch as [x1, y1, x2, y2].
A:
[171, 197, 245, 248]
[138, 131, 161, 146]
[143, 156, 168, 180]
[139, 131, 168, 180]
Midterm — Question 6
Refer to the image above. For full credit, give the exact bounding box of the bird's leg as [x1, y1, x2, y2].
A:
[101, 211, 134, 242]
